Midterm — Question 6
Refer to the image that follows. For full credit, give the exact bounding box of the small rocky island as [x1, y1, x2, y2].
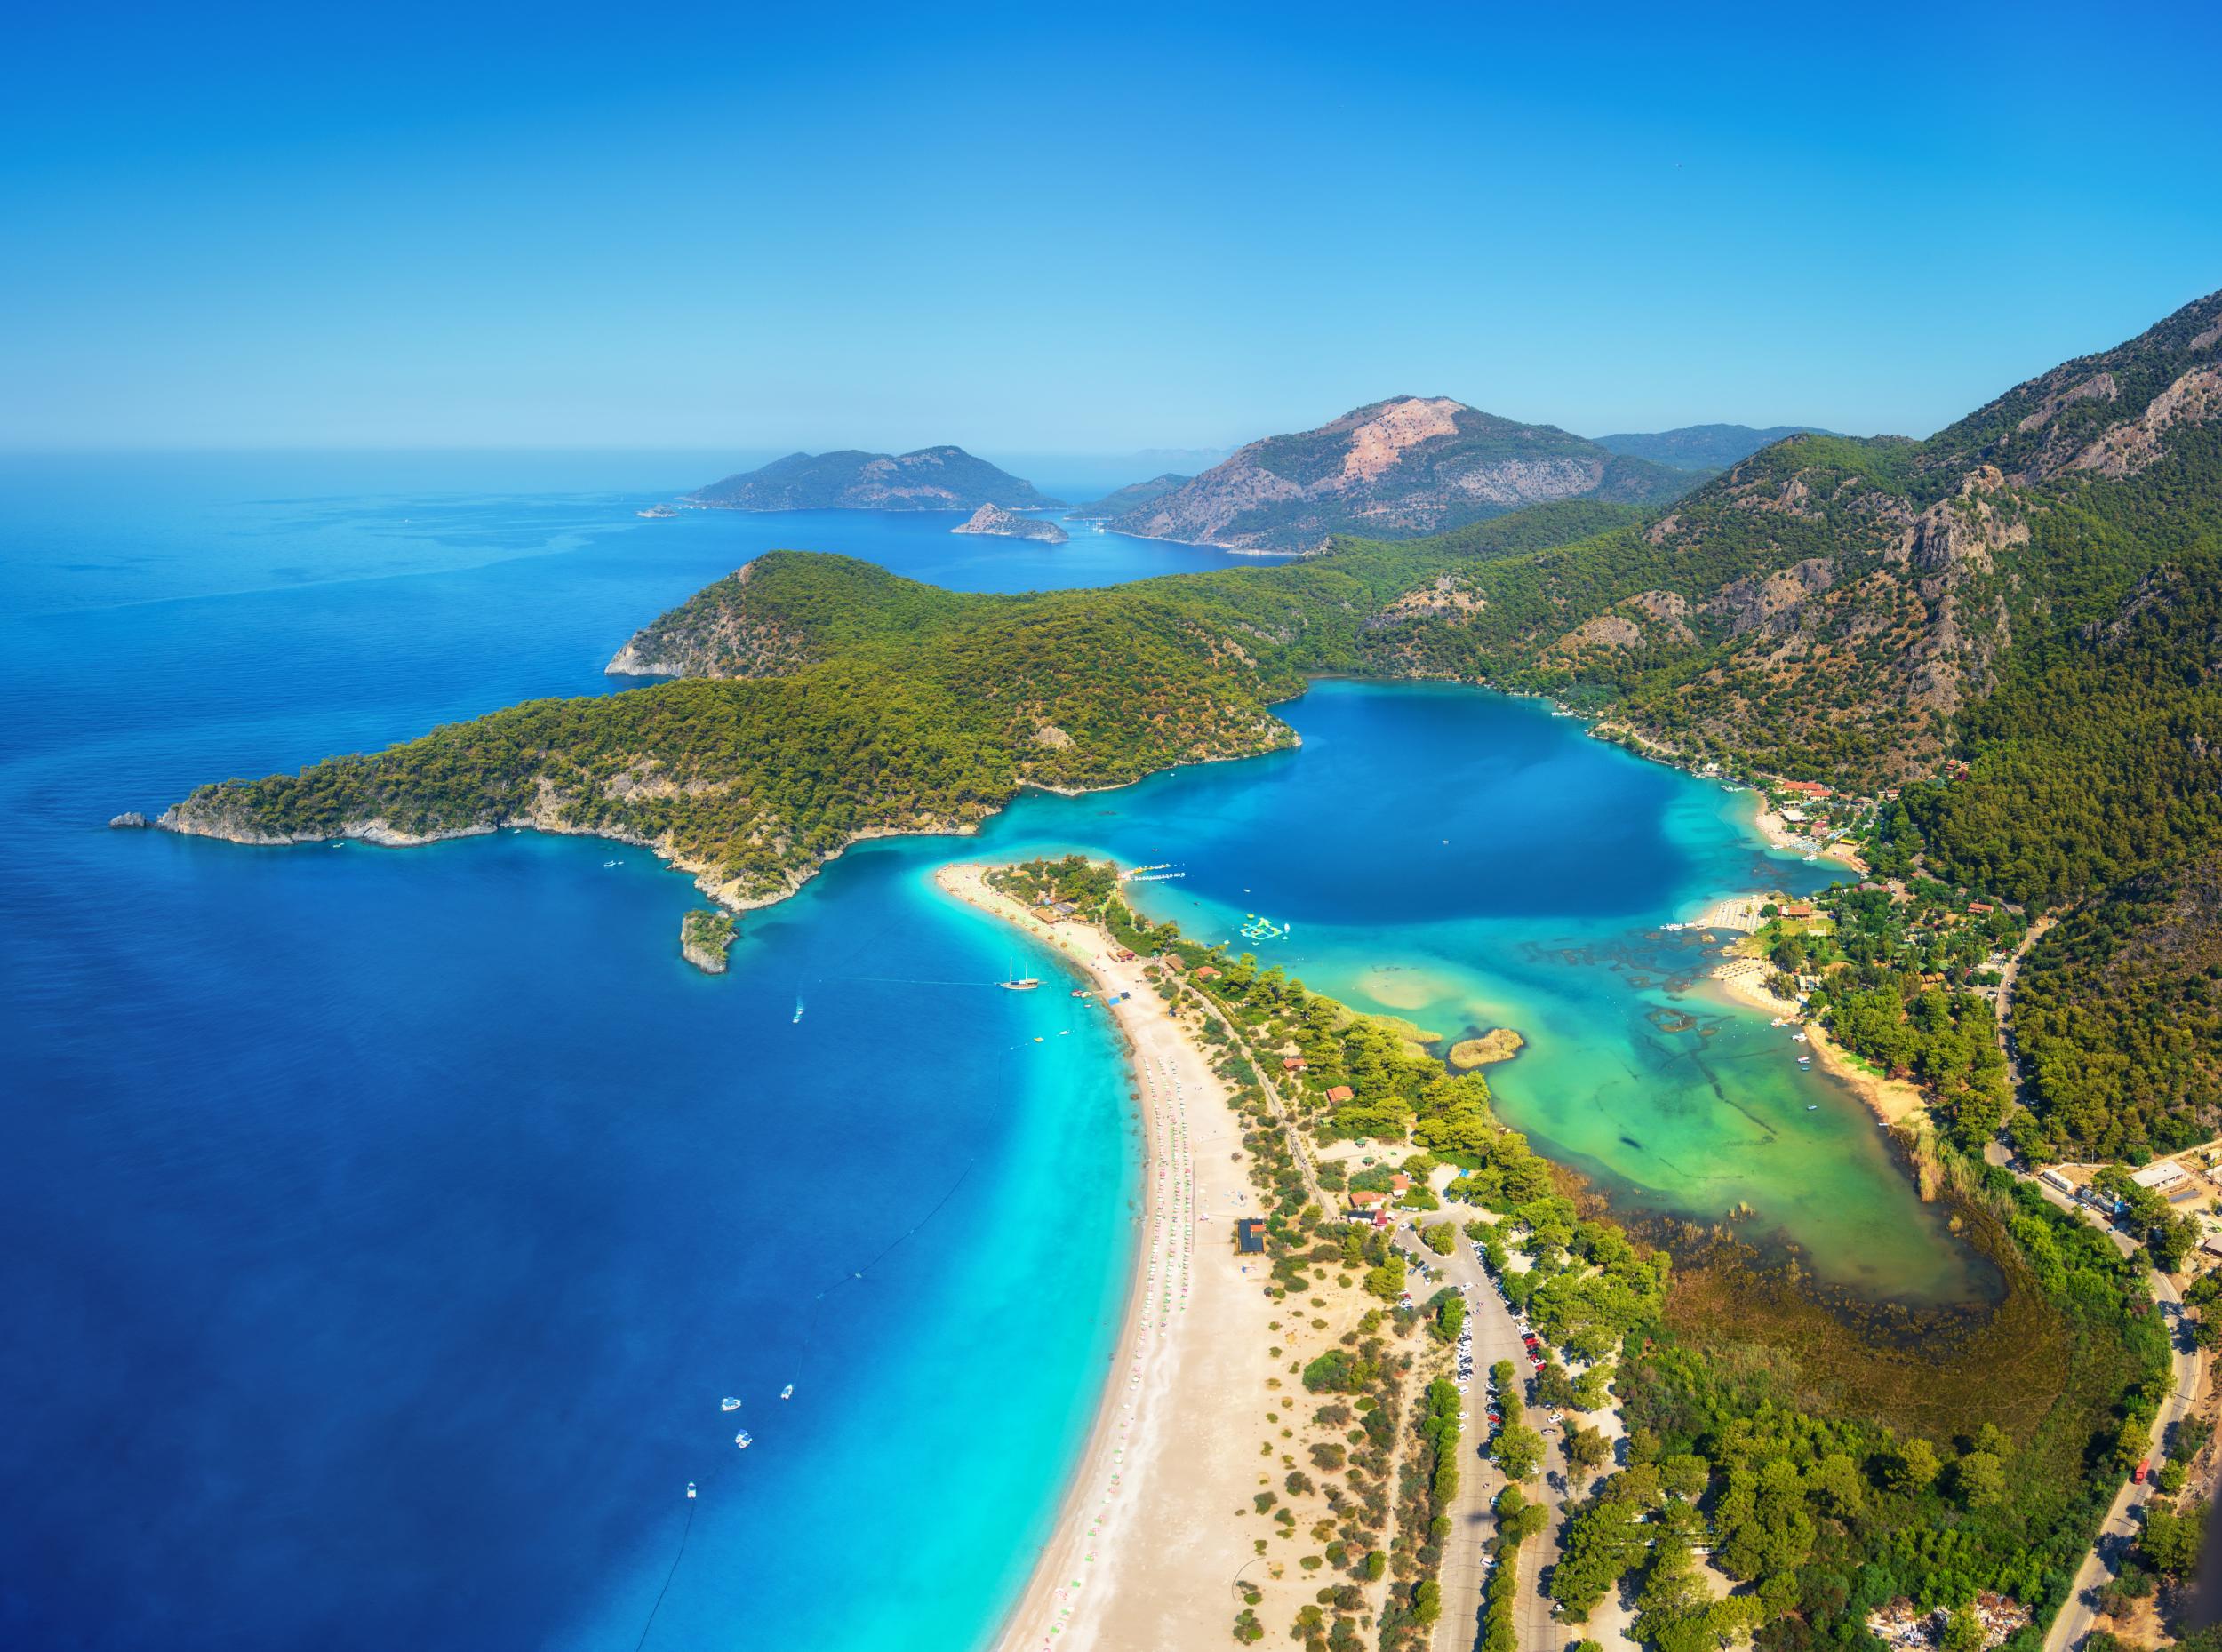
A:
[952, 502, 1068, 544]
[680, 908, 737, 972]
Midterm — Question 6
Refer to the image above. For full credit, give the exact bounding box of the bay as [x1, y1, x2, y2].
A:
[0, 452, 1980, 1650]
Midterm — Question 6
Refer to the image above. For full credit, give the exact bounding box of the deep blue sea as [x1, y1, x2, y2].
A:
[0, 452, 1980, 1649]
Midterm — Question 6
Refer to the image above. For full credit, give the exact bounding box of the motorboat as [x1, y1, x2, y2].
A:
[686, 1480, 697, 1499]
[734, 1430, 753, 1449]
[780, 1384, 794, 1400]
[721, 1396, 741, 1412]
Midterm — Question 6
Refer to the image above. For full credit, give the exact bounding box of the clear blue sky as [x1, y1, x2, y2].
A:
[6, 0, 2219, 456]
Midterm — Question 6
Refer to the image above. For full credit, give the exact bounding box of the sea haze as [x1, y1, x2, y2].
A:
[0, 453, 1981, 1649]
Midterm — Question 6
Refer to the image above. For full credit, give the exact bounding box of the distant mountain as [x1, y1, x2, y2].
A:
[1105, 397, 1694, 554]
[683, 446, 1061, 512]
[1066, 473, 1191, 519]
[1591, 424, 1833, 472]
[1128, 446, 1235, 473]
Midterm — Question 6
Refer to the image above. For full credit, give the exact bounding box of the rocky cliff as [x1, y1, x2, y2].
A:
[680, 908, 737, 972]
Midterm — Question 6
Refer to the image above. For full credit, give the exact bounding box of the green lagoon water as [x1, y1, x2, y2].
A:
[987, 678, 1988, 1308]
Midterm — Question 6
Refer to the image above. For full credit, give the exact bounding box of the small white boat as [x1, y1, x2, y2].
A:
[734, 1430, 753, 1449]
[686, 1480, 697, 1499]
[780, 1384, 794, 1400]
[721, 1396, 741, 1412]
[793, 1001, 804, 1025]
[603, 859, 619, 868]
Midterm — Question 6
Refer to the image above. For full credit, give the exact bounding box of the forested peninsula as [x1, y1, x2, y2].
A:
[164, 291, 2222, 1156]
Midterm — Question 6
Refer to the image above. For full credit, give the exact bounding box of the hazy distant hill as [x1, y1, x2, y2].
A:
[684, 446, 1061, 512]
[1105, 396, 1693, 553]
[1065, 473, 1191, 519]
[1591, 423, 1833, 472]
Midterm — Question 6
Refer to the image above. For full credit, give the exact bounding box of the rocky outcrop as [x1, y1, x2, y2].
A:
[1704, 557, 1837, 637]
[1366, 573, 1487, 630]
[952, 503, 1069, 543]
[108, 811, 148, 829]
[680, 909, 736, 973]
[2068, 364, 2222, 479]
[1892, 469, 2029, 578]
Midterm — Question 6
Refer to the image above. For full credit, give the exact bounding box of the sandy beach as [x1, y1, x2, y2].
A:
[936, 864, 1280, 1652]
[1751, 801, 1868, 874]
[1710, 958, 1928, 1128]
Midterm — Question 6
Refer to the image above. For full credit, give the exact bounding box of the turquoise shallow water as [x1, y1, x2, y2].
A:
[0, 453, 1982, 1649]
[982, 682, 1986, 1305]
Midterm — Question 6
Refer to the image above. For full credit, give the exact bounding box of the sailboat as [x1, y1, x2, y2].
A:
[1000, 957, 1040, 992]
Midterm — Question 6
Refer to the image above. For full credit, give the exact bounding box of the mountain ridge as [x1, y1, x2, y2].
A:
[1105, 395, 1695, 553]
[1591, 424, 1833, 472]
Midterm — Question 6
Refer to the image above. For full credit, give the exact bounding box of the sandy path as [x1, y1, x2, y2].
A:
[935, 865, 1275, 1652]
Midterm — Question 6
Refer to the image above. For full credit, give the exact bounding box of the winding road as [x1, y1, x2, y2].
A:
[2026, 1178, 2202, 1652]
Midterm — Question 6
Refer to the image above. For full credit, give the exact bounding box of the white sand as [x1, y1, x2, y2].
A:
[936, 865, 1280, 1652]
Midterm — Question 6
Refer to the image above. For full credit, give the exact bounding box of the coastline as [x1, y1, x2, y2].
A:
[1708, 958, 1928, 1129]
[935, 863, 1276, 1652]
[1749, 798, 1869, 874]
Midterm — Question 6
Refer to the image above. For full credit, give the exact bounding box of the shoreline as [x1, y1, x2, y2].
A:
[934, 863, 1275, 1652]
[1750, 798, 1869, 874]
[1708, 958, 1928, 1129]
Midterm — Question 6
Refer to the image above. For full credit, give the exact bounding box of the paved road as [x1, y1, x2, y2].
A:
[1391, 1222, 1571, 1652]
[2026, 1180, 2203, 1652]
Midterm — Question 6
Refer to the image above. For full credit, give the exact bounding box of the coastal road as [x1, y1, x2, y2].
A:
[1393, 1220, 1571, 1652]
[2026, 1180, 2203, 1652]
